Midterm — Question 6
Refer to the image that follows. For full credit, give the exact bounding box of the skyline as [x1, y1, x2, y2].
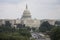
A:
[0, 0, 60, 19]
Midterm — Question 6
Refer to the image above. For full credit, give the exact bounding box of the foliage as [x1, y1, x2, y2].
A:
[31, 27, 36, 32]
[19, 28, 31, 37]
[39, 21, 53, 32]
[0, 26, 15, 33]
[55, 21, 60, 26]
[5, 21, 11, 27]
[0, 25, 31, 40]
[50, 26, 60, 40]
[0, 33, 30, 40]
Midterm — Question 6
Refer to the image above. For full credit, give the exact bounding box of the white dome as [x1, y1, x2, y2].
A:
[21, 5, 31, 20]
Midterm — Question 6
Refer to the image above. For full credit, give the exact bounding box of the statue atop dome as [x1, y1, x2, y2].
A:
[26, 4, 28, 9]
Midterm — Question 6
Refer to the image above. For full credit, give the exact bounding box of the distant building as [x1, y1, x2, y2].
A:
[40, 19, 56, 26]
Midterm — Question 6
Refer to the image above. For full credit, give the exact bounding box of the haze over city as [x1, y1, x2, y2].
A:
[0, 0, 60, 19]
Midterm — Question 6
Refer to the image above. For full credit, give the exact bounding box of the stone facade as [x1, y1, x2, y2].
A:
[0, 5, 57, 28]
[0, 5, 40, 28]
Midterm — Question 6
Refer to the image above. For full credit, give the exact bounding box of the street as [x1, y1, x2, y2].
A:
[31, 32, 51, 40]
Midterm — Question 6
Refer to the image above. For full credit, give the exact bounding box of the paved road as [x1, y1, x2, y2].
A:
[31, 32, 51, 40]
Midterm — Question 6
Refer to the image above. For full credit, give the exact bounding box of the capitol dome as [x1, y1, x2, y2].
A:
[21, 4, 31, 20]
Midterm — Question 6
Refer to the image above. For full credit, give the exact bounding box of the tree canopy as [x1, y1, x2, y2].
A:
[39, 21, 53, 32]
[50, 26, 60, 40]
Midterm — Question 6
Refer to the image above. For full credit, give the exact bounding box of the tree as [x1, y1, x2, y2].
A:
[39, 21, 52, 32]
[19, 28, 31, 38]
[50, 26, 60, 40]
[55, 21, 60, 26]
[31, 27, 36, 32]
[5, 21, 11, 27]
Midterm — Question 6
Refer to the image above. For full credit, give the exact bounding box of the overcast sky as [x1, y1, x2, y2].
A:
[0, 0, 60, 19]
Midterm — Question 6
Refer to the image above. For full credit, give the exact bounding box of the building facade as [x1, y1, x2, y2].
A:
[0, 5, 57, 28]
[0, 5, 40, 28]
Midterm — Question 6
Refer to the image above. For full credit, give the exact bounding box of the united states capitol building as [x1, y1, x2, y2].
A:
[0, 5, 58, 28]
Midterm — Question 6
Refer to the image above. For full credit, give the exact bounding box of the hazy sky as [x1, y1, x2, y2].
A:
[0, 0, 60, 19]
